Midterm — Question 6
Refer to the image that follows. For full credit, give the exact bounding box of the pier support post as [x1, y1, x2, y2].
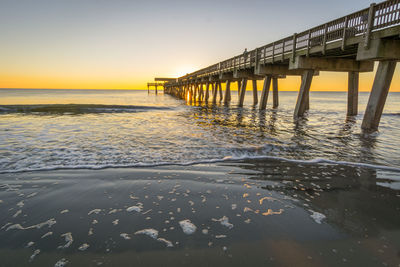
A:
[224, 80, 231, 104]
[199, 83, 204, 101]
[212, 82, 218, 103]
[193, 84, 198, 102]
[218, 82, 223, 102]
[189, 85, 193, 102]
[155, 85, 158, 95]
[205, 82, 210, 101]
[238, 78, 247, 107]
[237, 80, 242, 96]
[361, 61, 397, 131]
[272, 77, 279, 108]
[259, 76, 272, 110]
[184, 85, 187, 100]
[347, 71, 359, 116]
[294, 70, 314, 118]
[252, 80, 258, 106]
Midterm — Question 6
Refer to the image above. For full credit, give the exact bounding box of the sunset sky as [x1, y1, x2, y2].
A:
[0, 0, 398, 91]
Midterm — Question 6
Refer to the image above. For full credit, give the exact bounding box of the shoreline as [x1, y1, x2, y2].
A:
[1, 156, 400, 175]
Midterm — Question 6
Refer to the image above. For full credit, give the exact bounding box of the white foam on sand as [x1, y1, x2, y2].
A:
[134, 228, 158, 239]
[108, 209, 118, 214]
[126, 205, 142, 212]
[157, 238, 174, 247]
[309, 210, 326, 224]
[1, 223, 11, 230]
[58, 232, 73, 249]
[12, 210, 22, 218]
[26, 192, 38, 198]
[6, 218, 56, 231]
[179, 219, 197, 235]
[212, 216, 233, 229]
[78, 243, 89, 251]
[41, 231, 53, 239]
[88, 209, 101, 215]
[54, 258, 68, 267]
[120, 233, 131, 240]
[29, 249, 40, 262]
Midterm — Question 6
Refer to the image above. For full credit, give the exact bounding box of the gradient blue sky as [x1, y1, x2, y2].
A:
[1, 0, 398, 91]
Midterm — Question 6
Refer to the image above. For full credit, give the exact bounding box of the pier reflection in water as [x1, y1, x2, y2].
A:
[182, 92, 396, 168]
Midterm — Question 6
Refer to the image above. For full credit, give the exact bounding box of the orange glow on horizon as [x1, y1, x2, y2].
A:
[0, 65, 399, 92]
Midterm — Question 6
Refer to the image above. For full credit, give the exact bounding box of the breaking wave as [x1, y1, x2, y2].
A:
[0, 104, 172, 115]
[1, 154, 399, 174]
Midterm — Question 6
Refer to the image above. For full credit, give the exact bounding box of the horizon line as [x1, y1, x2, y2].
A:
[2, 88, 400, 93]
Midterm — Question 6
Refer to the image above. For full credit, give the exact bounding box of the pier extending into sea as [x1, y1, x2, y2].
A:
[153, 0, 400, 131]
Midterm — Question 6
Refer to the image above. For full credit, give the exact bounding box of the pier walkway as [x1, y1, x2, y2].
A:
[156, 0, 400, 131]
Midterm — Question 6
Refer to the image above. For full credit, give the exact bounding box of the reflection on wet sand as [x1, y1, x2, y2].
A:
[0, 159, 399, 266]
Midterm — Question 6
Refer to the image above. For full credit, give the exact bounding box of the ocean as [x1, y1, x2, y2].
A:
[0, 89, 399, 266]
[1, 89, 399, 172]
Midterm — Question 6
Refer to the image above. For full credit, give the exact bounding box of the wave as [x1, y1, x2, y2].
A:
[0, 104, 172, 114]
[1, 155, 399, 174]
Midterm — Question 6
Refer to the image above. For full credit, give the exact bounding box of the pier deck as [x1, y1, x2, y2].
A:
[157, 0, 400, 131]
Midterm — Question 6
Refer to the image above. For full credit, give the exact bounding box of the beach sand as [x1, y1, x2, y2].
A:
[0, 159, 399, 267]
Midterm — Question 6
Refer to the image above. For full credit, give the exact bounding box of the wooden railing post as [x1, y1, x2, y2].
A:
[341, 16, 349, 51]
[306, 30, 311, 57]
[272, 42, 275, 63]
[364, 3, 376, 49]
[291, 33, 297, 63]
[322, 23, 328, 55]
[255, 48, 259, 71]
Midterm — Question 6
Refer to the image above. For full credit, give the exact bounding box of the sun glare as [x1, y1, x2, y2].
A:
[173, 66, 198, 78]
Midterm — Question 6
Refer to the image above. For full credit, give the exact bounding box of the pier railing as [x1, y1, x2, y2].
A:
[181, 0, 399, 79]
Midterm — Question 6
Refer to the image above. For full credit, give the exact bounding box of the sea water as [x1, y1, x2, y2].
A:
[0, 89, 399, 173]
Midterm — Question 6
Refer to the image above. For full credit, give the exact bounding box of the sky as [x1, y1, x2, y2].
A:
[0, 0, 398, 91]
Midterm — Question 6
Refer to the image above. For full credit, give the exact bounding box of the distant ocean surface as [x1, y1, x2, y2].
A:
[0, 89, 399, 173]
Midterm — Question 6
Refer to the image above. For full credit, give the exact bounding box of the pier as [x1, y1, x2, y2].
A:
[155, 0, 400, 131]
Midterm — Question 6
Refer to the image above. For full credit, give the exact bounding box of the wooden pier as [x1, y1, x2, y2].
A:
[157, 0, 400, 131]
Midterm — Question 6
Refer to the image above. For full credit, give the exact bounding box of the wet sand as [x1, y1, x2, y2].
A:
[0, 160, 399, 267]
